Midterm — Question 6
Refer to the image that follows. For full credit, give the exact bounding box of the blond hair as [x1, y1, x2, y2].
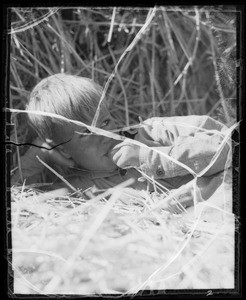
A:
[27, 73, 108, 143]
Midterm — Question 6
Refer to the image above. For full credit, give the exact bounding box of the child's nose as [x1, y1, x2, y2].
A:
[101, 135, 111, 145]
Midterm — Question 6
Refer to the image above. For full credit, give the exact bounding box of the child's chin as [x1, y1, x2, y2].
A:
[101, 159, 118, 171]
[104, 162, 118, 171]
[76, 158, 117, 171]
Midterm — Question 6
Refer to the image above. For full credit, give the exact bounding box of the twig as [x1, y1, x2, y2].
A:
[107, 7, 117, 43]
[10, 8, 59, 35]
[36, 155, 78, 193]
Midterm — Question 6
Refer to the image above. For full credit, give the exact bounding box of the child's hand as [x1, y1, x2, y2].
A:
[167, 190, 194, 214]
[110, 141, 140, 169]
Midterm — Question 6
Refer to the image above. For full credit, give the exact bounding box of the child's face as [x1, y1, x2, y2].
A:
[62, 112, 120, 171]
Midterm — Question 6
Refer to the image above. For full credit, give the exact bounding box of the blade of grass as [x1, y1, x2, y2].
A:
[108, 46, 129, 127]
[150, 25, 156, 117]
[107, 7, 117, 43]
[36, 155, 78, 194]
[10, 8, 59, 35]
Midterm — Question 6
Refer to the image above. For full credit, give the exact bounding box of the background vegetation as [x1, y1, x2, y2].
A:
[8, 6, 239, 295]
[10, 6, 238, 161]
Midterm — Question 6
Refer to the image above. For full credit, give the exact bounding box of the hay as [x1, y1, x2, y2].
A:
[11, 170, 235, 294]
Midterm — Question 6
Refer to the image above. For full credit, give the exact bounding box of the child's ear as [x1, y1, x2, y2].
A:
[44, 138, 72, 159]
[44, 139, 75, 167]
[45, 138, 71, 158]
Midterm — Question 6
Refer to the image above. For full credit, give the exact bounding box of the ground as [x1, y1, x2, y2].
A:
[11, 167, 236, 295]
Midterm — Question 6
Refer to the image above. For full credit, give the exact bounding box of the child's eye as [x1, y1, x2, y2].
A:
[101, 119, 110, 128]
[84, 129, 91, 134]
[78, 128, 91, 138]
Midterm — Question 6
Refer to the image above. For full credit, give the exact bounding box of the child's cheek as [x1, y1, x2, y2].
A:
[109, 147, 118, 158]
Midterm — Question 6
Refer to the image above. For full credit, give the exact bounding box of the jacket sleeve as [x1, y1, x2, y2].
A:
[136, 116, 231, 179]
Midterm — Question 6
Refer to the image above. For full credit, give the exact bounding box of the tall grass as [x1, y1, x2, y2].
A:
[8, 6, 239, 295]
[9, 7, 237, 154]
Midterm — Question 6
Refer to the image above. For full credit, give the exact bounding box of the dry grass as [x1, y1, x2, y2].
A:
[11, 168, 235, 294]
[7, 5, 240, 295]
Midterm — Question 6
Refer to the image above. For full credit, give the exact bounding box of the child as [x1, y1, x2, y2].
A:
[12, 74, 232, 208]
